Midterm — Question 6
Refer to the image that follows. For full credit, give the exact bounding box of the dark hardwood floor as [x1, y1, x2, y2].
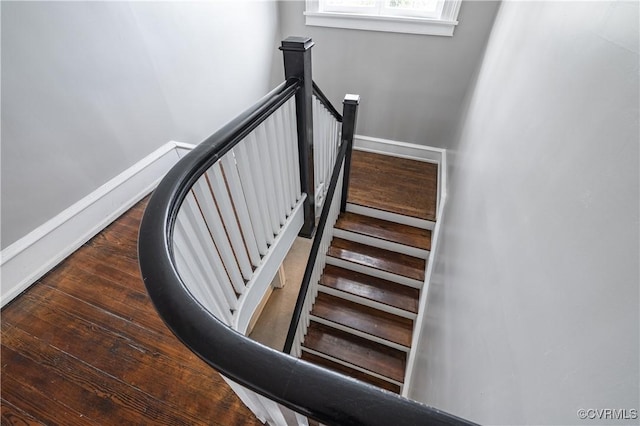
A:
[348, 150, 438, 221]
[1, 199, 262, 426]
[1, 150, 436, 424]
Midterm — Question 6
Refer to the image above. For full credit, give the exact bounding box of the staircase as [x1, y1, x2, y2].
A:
[136, 36, 469, 424]
[296, 150, 437, 395]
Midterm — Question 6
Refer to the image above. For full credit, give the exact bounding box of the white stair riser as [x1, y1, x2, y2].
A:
[326, 257, 423, 289]
[309, 315, 411, 353]
[318, 284, 416, 320]
[300, 346, 404, 389]
[346, 203, 435, 231]
[333, 228, 429, 259]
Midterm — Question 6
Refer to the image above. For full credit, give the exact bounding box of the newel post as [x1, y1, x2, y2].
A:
[281, 36, 315, 238]
[340, 94, 360, 212]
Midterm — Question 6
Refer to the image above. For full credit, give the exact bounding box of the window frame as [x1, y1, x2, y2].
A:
[304, 0, 462, 37]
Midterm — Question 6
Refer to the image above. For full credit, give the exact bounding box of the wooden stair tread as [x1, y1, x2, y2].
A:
[311, 293, 413, 347]
[320, 265, 419, 314]
[347, 150, 438, 221]
[328, 238, 426, 282]
[335, 212, 431, 251]
[303, 322, 406, 383]
[301, 351, 400, 394]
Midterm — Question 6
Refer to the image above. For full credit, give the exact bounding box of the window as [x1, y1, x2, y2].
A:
[305, 0, 461, 36]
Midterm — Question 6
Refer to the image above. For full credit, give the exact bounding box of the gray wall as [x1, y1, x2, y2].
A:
[410, 2, 639, 424]
[1, 1, 280, 248]
[276, 1, 500, 147]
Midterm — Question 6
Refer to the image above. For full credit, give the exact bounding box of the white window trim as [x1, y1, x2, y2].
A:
[304, 0, 462, 37]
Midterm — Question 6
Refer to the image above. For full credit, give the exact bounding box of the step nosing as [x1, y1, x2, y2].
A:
[317, 283, 418, 314]
[303, 322, 407, 383]
[347, 202, 434, 222]
[300, 347, 404, 386]
[319, 265, 421, 313]
[334, 227, 428, 250]
[300, 345, 405, 384]
[301, 351, 402, 393]
[309, 313, 412, 349]
[327, 252, 425, 281]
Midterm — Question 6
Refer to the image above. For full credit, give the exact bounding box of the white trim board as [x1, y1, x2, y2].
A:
[353, 135, 443, 164]
[0, 141, 196, 307]
[402, 149, 447, 398]
[345, 203, 434, 231]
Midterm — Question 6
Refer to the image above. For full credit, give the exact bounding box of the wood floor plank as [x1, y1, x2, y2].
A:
[335, 212, 432, 250]
[347, 150, 438, 221]
[303, 322, 406, 383]
[1, 342, 199, 426]
[300, 352, 401, 394]
[328, 238, 426, 281]
[1, 398, 46, 426]
[320, 265, 419, 313]
[2, 290, 230, 421]
[311, 293, 413, 347]
[65, 247, 145, 287]
[71, 243, 141, 280]
[27, 284, 201, 367]
[0, 198, 263, 426]
[41, 263, 167, 335]
[1, 373, 93, 426]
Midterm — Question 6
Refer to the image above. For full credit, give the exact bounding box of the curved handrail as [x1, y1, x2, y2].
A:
[138, 79, 474, 425]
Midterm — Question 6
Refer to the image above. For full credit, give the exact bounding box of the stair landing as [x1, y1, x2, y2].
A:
[348, 150, 438, 222]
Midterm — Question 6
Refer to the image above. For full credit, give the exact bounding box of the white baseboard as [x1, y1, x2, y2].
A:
[353, 135, 444, 164]
[0, 141, 195, 307]
[402, 149, 447, 398]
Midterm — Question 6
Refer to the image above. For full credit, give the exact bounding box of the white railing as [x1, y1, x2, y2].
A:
[170, 96, 312, 426]
[140, 37, 462, 425]
[312, 94, 341, 214]
[290, 164, 345, 357]
[172, 97, 302, 331]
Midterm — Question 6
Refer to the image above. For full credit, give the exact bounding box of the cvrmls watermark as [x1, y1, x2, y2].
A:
[577, 408, 638, 421]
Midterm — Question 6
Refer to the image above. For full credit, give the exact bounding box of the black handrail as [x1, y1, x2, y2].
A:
[313, 81, 342, 122]
[283, 140, 348, 354]
[138, 78, 476, 425]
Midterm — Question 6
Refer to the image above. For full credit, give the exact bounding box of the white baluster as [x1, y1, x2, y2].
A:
[272, 108, 293, 217]
[246, 130, 279, 237]
[180, 192, 239, 306]
[289, 100, 302, 199]
[192, 177, 245, 294]
[285, 99, 301, 202]
[206, 162, 254, 280]
[256, 395, 290, 426]
[264, 116, 287, 224]
[294, 409, 309, 426]
[223, 378, 270, 424]
[172, 225, 205, 302]
[320, 104, 328, 193]
[331, 116, 338, 174]
[223, 150, 267, 260]
[274, 107, 294, 213]
[313, 97, 320, 198]
[235, 140, 275, 247]
[173, 220, 233, 324]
